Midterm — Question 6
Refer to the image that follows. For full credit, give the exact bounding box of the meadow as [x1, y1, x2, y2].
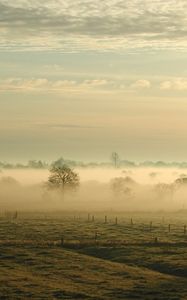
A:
[0, 211, 187, 299]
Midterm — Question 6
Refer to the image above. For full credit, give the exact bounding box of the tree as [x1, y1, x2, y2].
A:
[28, 160, 46, 169]
[154, 183, 175, 200]
[48, 165, 79, 193]
[51, 157, 65, 168]
[175, 177, 187, 185]
[111, 152, 120, 168]
[110, 176, 136, 198]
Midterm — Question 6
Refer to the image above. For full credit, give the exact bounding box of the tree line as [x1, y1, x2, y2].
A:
[1, 154, 187, 169]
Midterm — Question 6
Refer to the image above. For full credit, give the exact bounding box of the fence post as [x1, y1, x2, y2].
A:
[154, 237, 158, 243]
[105, 215, 107, 224]
[150, 221, 152, 231]
[94, 231, 98, 244]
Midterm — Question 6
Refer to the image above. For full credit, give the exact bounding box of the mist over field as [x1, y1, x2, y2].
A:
[1, 1, 187, 299]
[1, 167, 187, 212]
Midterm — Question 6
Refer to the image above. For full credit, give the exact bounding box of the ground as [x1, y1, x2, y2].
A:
[0, 211, 187, 299]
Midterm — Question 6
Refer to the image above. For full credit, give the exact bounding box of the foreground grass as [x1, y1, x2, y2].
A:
[0, 211, 187, 299]
[1, 245, 187, 299]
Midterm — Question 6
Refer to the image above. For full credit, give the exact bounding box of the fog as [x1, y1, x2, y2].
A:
[1, 167, 185, 185]
[0, 167, 187, 212]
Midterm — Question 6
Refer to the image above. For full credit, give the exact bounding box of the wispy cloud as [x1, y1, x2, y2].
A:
[0, 0, 187, 52]
[0, 78, 109, 93]
[131, 79, 151, 89]
[35, 122, 101, 130]
[0, 77, 153, 94]
[2, 76, 187, 95]
[160, 78, 187, 91]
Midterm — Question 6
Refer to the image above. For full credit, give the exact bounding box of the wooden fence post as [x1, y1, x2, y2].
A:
[94, 231, 98, 243]
[150, 221, 152, 231]
[154, 237, 158, 243]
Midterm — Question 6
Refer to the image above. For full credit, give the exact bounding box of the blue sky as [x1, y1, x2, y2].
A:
[0, 0, 187, 162]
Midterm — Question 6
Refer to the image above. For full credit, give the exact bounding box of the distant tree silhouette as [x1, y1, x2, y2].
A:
[110, 176, 136, 198]
[48, 165, 79, 194]
[154, 183, 175, 200]
[175, 177, 187, 185]
[111, 152, 120, 168]
[51, 157, 66, 168]
[28, 160, 46, 169]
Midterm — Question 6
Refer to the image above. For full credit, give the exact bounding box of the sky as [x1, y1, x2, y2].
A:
[0, 0, 187, 162]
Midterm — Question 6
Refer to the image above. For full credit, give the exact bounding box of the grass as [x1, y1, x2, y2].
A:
[0, 211, 187, 299]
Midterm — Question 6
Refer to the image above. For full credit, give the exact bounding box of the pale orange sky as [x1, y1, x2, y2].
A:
[0, 1, 187, 162]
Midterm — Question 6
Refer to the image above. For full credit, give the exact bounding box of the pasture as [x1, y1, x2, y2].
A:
[0, 211, 187, 299]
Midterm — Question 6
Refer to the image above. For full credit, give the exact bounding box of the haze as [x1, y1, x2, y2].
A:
[1, 2, 187, 299]
[0, 167, 187, 212]
[0, 0, 187, 211]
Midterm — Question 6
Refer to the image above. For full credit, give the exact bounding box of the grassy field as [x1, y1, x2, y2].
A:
[0, 211, 187, 299]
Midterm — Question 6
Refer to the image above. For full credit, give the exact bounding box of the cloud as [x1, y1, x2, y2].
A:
[2, 76, 187, 94]
[0, 77, 109, 93]
[35, 122, 100, 130]
[160, 78, 187, 91]
[0, 0, 187, 52]
[131, 79, 151, 89]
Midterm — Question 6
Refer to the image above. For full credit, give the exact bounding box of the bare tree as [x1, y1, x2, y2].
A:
[111, 152, 120, 168]
[110, 176, 136, 198]
[154, 183, 175, 200]
[48, 165, 79, 194]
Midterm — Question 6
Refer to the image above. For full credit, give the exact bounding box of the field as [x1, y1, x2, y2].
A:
[0, 211, 187, 299]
